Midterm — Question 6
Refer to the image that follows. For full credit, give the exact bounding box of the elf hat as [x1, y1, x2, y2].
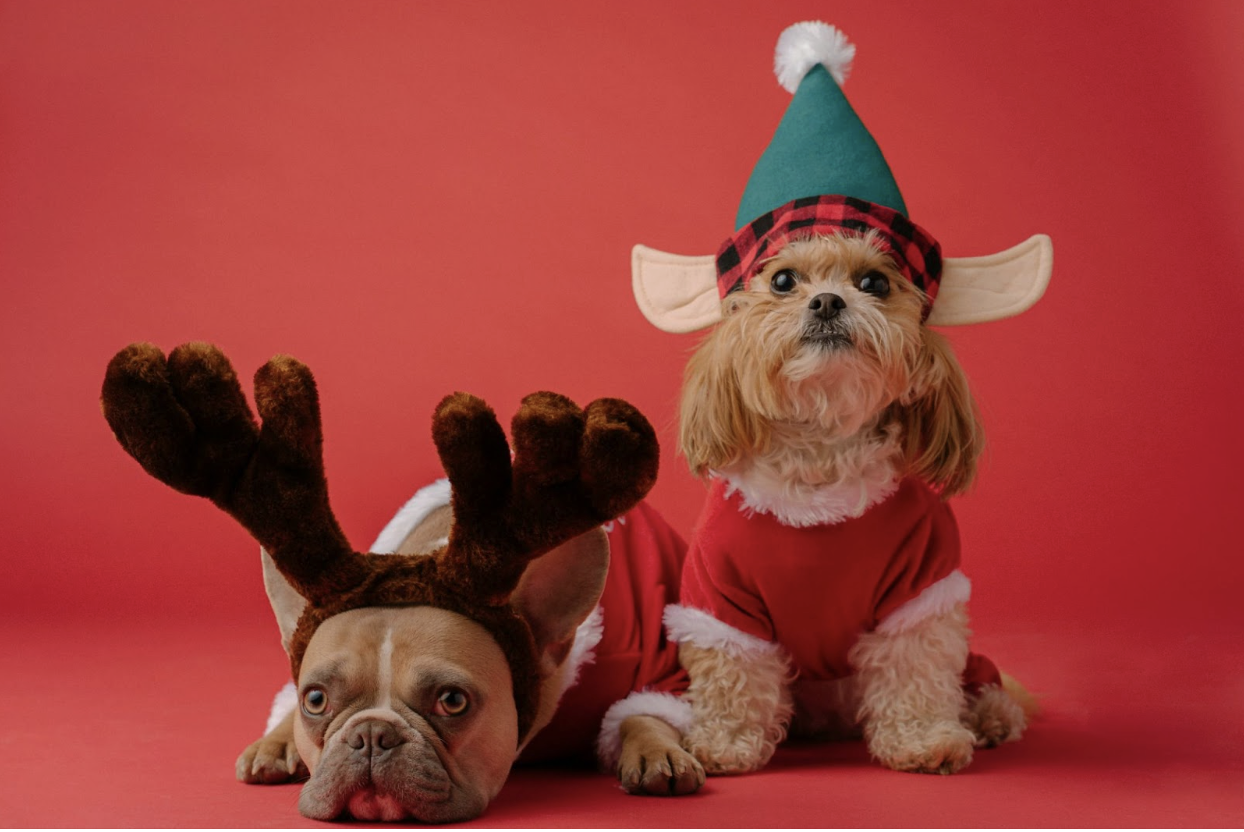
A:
[632, 21, 1052, 332]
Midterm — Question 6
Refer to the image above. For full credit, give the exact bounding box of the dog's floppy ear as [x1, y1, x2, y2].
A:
[898, 328, 983, 496]
[679, 323, 770, 477]
[509, 527, 610, 671]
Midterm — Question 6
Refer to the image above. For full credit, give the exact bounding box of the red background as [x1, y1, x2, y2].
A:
[2, 0, 1242, 826]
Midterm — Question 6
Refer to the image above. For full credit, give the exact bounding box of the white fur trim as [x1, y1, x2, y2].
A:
[875, 570, 972, 635]
[775, 21, 855, 93]
[265, 680, 298, 735]
[595, 691, 695, 770]
[562, 605, 605, 694]
[721, 467, 898, 528]
[369, 478, 451, 553]
[663, 604, 781, 658]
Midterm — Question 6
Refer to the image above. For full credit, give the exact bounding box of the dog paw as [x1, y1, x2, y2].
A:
[870, 720, 976, 775]
[964, 685, 1027, 748]
[236, 735, 307, 785]
[682, 723, 778, 775]
[617, 742, 705, 796]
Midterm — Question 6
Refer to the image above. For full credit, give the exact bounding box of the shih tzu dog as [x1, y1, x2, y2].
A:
[629, 18, 1052, 779]
[661, 230, 1033, 776]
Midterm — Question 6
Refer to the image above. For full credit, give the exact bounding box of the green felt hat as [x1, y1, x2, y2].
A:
[736, 22, 907, 228]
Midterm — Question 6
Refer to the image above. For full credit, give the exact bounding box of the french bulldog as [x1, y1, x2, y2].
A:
[101, 342, 702, 824]
[240, 494, 704, 821]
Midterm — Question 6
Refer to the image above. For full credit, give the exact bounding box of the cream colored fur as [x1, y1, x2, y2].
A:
[966, 680, 1029, 749]
[677, 641, 794, 773]
[851, 605, 977, 774]
[674, 232, 1025, 775]
[676, 606, 1028, 776]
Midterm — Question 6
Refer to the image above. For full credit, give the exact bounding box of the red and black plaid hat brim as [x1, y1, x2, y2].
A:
[715, 195, 944, 318]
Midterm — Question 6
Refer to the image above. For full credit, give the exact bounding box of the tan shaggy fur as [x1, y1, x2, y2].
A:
[677, 642, 795, 774]
[851, 606, 977, 774]
[680, 233, 982, 496]
[674, 232, 1025, 776]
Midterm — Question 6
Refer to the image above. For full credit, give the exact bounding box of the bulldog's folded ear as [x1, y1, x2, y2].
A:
[509, 527, 610, 672]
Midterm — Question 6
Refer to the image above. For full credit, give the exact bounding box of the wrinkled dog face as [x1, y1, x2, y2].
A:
[293, 606, 519, 823]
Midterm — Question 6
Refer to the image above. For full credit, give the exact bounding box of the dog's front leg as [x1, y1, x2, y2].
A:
[849, 605, 976, 774]
[615, 715, 705, 796]
[236, 708, 307, 784]
[597, 691, 703, 795]
[678, 642, 794, 774]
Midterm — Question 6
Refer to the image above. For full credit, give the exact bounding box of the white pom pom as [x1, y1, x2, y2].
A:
[774, 21, 855, 93]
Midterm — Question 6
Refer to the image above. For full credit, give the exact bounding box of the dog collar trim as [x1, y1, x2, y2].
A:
[716, 195, 943, 319]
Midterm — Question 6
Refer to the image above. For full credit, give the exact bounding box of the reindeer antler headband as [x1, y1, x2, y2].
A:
[101, 342, 659, 740]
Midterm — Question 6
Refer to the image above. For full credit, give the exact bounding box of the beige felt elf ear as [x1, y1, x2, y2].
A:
[631, 234, 1053, 332]
[925, 234, 1053, 327]
[631, 246, 721, 334]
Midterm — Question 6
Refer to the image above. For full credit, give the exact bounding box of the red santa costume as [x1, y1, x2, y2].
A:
[664, 475, 1000, 700]
[519, 499, 691, 766]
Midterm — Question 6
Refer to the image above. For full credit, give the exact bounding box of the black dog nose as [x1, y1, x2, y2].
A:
[346, 720, 406, 756]
[808, 293, 846, 320]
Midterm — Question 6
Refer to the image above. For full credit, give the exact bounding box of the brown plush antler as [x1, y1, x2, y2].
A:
[433, 390, 659, 605]
[101, 341, 660, 739]
[102, 342, 368, 605]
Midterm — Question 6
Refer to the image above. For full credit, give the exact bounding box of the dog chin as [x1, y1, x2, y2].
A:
[774, 345, 897, 436]
[305, 776, 481, 824]
[346, 789, 415, 823]
[298, 748, 486, 823]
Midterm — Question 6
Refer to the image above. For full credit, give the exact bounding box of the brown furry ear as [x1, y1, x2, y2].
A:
[897, 329, 984, 496]
[678, 327, 768, 477]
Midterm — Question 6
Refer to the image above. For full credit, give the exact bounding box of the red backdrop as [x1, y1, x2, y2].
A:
[2, 0, 1241, 826]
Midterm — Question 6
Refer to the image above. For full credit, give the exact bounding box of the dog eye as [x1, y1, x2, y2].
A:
[434, 688, 470, 717]
[302, 687, 329, 717]
[858, 272, 890, 297]
[770, 269, 798, 294]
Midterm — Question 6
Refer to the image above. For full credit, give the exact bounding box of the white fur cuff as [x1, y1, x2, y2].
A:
[663, 604, 781, 658]
[562, 606, 604, 693]
[595, 691, 694, 770]
[875, 570, 972, 634]
[265, 680, 298, 734]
